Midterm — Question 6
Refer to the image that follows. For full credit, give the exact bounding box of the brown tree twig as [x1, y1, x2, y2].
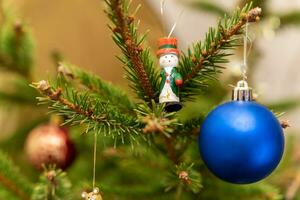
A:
[164, 137, 178, 164]
[109, 0, 155, 100]
[0, 174, 30, 200]
[33, 80, 137, 132]
[35, 81, 103, 121]
[184, 7, 262, 81]
[281, 120, 291, 129]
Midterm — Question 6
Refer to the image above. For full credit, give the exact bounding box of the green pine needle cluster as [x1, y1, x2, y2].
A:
[0, 150, 32, 200]
[31, 167, 72, 200]
[105, 0, 160, 102]
[32, 78, 142, 147]
[179, 3, 257, 101]
[58, 62, 135, 111]
[0, 1, 37, 105]
[0, 2, 34, 78]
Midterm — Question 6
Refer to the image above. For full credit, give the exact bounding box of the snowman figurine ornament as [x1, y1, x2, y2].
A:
[157, 37, 183, 112]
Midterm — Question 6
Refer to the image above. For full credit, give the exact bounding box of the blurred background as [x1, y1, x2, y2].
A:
[1, 0, 300, 199]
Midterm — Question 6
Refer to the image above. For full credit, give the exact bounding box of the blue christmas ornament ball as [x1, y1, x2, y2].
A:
[198, 101, 284, 184]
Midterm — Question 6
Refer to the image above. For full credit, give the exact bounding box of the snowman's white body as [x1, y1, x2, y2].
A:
[159, 53, 179, 104]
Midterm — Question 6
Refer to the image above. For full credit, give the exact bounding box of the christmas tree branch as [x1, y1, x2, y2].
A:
[0, 175, 29, 200]
[179, 4, 262, 101]
[136, 101, 180, 136]
[57, 62, 135, 111]
[164, 137, 178, 164]
[31, 167, 71, 200]
[165, 163, 202, 196]
[281, 120, 291, 129]
[183, 6, 261, 81]
[105, 0, 159, 102]
[33, 80, 144, 145]
[0, 150, 32, 200]
[179, 117, 203, 136]
[135, 101, 182, 163]
[0, 76, 38, 105]
[0, 19, 34, 79]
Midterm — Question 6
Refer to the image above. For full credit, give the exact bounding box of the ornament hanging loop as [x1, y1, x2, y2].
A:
[160, 0, 184, 38]
[241, 21, 250, 81]
[233, 19, 255, 101]
[167, 10, 184, 38]
[232, 80, 253, 101]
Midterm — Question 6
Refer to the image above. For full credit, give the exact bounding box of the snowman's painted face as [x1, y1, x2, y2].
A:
[159, 53, 179, 68]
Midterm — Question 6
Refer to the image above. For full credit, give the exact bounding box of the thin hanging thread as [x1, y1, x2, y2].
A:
[160, 0, 184, 38]
[92, 132, 97, 189]
[168, 10, 184, 38]
[160, 0, 166, 35]
[242, 21, 249, 81]
[160, 0, 165, 16]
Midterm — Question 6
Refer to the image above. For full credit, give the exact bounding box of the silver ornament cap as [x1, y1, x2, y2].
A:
[232, 80, 253, 101]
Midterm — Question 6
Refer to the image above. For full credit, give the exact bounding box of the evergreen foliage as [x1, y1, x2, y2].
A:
[0, 2, 34, 78]
[0, 0, 298, 199]
[31, 167, 72, 200]
[0, 150, 32, 200]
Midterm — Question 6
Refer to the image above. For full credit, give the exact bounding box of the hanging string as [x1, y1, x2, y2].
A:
[241, 21, 254, 81]
[92, 132, 97, 189]
[160, 0, 167, 34]
[168, 9, 184, 38]
[160, 0, 184, 38]
[160, 0, 165, 16]
[242, 21, 249, 81]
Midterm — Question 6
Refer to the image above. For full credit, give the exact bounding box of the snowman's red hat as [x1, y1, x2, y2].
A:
[157, 37, 180, 57]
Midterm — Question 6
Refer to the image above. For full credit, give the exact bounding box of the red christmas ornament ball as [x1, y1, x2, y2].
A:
[25, 124, 76, 170]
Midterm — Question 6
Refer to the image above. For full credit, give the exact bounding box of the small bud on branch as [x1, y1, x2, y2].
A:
[179, 171, 192, 185]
